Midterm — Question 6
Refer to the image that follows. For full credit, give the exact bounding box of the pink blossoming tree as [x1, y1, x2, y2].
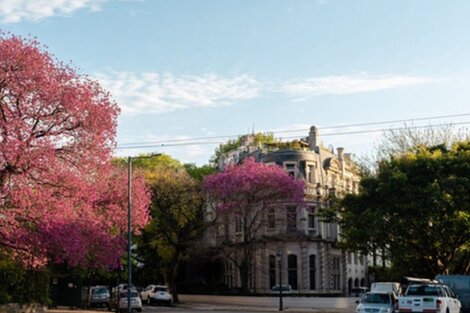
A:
[0, 34, 150, 269]
[203, 157, 305, 290]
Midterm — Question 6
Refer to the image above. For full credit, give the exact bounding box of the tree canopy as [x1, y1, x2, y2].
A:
[340, 142, 470, 275]
[131, 155, 208, 303]
[0, 35, 150, 269]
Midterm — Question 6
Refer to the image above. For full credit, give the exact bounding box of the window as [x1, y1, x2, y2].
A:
[332, 257, 341, 290]
[285, 163, 296, 178]
[269, 255, 276, 289]
[309, 254, 316, 290]
[287, 207, 297, 230]
[353, 253, 358, 265]
[235, 215, 242, 233]
[308, 213, 316, 230]
[288, 254, 298, 290]
[308, 164, 315, 184]
[224, 261, 233, 288]
[267, 208, 275, 229]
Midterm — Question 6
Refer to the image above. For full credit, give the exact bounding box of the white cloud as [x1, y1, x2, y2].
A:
[0, 0, 107, 23]
[95, 71, 261, 115]
[96, 71, 447, 115]
[282, 74, 444, 99]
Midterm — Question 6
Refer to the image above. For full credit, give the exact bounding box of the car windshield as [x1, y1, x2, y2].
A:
[93, 288, 108, 295]
[154, 287, 168, 292]
[120, 292, 139, 298]
[362, 294, 391, 304]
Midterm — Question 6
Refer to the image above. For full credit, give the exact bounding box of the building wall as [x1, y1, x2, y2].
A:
[206, 126, 367, 294]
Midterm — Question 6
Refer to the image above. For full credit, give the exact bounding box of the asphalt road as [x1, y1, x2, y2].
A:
[51, 295, 358, 313]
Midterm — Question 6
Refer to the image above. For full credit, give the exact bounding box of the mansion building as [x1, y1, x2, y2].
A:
[203, 126, 368, 294]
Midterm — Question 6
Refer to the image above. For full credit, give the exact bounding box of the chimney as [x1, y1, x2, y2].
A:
[337, 147, 344, 160]
[308, 126, 318, 151]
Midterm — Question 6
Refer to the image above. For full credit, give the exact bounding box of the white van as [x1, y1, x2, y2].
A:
[370, 282, 402, 296]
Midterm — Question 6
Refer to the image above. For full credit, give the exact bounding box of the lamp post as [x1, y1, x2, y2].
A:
[276, 251, 283, 311]
[127, 153, 161, 313]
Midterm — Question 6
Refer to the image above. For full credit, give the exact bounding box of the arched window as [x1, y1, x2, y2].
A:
[269, 255, 276, 289]
[354, 278, 359, 287]
[360, 278, 366, 287]
[309, 254, 316, 290]
[288, 254, 298, 290]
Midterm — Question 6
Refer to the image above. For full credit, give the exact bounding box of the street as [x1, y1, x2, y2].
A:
[51, 295, 357, 313]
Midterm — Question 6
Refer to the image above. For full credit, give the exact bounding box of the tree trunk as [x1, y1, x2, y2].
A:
[165, 251, 181, 303]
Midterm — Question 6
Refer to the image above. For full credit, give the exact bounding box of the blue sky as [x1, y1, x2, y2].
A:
[2, 0, 470, 164]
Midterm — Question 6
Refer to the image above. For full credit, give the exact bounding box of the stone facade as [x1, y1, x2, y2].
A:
[204, 126, 368, 294]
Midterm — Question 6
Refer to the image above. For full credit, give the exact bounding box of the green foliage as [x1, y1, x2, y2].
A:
[368, 266, 404, 283]
[184, 163, 217, 182]
[133, 156, 206, 302]
[210, 133, 277, 165]
[113, 153, 184, 170]
[210, 138, 242, 165]
[0, 255, 50, 304]
[340, 141, 470, 275]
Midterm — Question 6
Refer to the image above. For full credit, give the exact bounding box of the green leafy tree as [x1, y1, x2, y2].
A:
[184, 163, 217, 182]
[144, 168, 204, 303]
[341, 142, 470, 275]
[130, 155, 207, 303]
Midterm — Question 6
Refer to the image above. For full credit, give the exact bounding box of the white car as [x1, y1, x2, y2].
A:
[356, 291, 398, 313]
[140, 285, 173, 306]
[118, 290, 142, 312]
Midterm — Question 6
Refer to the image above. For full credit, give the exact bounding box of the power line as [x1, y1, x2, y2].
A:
[116, 120, 470, 150]
[117, 112, 470, 148]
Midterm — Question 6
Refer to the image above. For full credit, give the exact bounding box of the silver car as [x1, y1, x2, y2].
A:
[356, 291, 398, 313]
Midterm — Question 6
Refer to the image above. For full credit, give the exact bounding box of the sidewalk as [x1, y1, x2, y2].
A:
[49, 304, 341, 313]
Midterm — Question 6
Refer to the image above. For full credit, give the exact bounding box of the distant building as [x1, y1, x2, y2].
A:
[204, 126, 367, 294]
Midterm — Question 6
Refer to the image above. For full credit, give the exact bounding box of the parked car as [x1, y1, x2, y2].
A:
[351, 287, 369, 297]
[87, 286, 110, 308]
[110, 290, 142, 312]
[398, 283, 461, 313]
[356, 291, 398, 313]
[140, 285, 173, 306]
[116, 283, 137, 292]
[271, 284, 292, 293]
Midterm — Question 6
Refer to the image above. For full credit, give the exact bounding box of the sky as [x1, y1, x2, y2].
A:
[2, 0, 470, 165]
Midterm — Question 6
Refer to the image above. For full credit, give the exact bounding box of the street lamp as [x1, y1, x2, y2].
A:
[276, 251, 283, 311]
[127, 153, 161, 313]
